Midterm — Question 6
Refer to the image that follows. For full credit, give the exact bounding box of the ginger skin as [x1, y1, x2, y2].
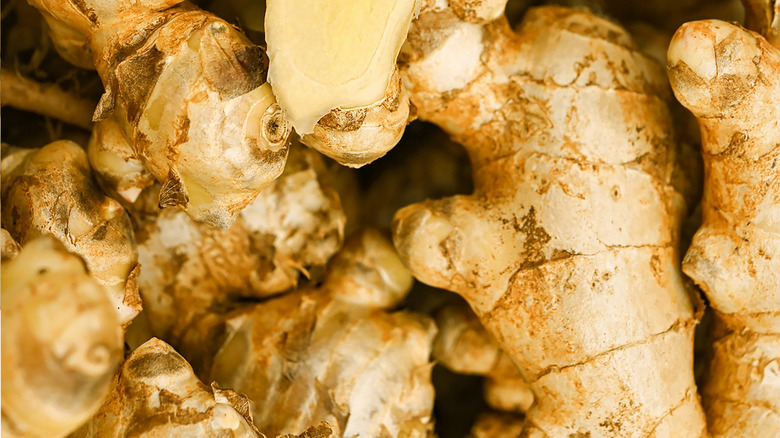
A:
[27, 0, 291, 228]
[394, 5, 706, 436]
[668, 17, 780, 437]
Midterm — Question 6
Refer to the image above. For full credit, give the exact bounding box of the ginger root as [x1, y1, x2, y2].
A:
[27, 0, 291, 228]
[73, 338, 263, 438]
[434, 301, 534, 414]
[209, 229, 436, 437]
[265, 0, 416, 166]
[132, 145, 345, 372]
[394, 5, 706, 436]
[1, 237, 122, 438]
[87, 117, 155, 204]
[668, 16, 780, 437]
[1, 141, 140, 325]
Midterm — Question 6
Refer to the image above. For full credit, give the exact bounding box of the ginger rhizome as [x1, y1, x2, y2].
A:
[2, 237, 123, 438]
[668, 16, 780, 437]
[265, 0, 417, 166]
[209, 230, 436, 437]
[27, 0, 291, 228]
[1, 141, 140, 325]
[132, 145, 345, 372]
[393, 5, 706, 436]
[434, 301, 534, 414]
[73, 338, 262, 438]
[87, 117, 155, 203]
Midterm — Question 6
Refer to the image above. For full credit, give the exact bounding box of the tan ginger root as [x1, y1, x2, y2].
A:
[1, 228, 22, 261]
[132, 145, 345, 371]
[1, 237, 123, 438]
[87, 117, 155, 203]
[0, 68, 97, 130]
[434, 301, 534, 414]
[1, 141, 141, 325]
[27, 0, 291, 228]
[393, 5, 706, 436]
[468, 411, 526, 438]
[209, 229, 436, 437]
[73, 338, 263, 438]
[265, 0, 416, 166]
[667, 17, 780, 437]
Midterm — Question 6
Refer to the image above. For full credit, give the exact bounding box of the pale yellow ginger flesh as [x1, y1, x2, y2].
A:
[394, 5, 706, 436]
[131, 145, 345, 372]
[26, 0, 291, 229]
[73, 338, 262, 438]
[1, 237, 122, 438]
[1, 141, 141, 325]
[209, 230, 436, 437]
[265, 0, 418, 135]
[668, 18, 780, 437]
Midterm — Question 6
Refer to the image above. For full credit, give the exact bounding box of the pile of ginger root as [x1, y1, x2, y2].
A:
[1, 0, 778, 437]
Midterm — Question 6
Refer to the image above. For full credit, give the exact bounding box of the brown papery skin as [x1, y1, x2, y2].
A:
[668, 18, 780, 437]
[1, 141, 140, 326]
[27, 0, 291, 228]
[394, 5, 706, 436]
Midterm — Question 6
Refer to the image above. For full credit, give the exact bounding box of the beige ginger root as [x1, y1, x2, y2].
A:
[1, 237, 123, 438]
[394, 5, 706, 436]
[265, 0, 416, 166]
[132, 145, 345, 372]
[668, 17, 780, 437]
[1, 141, 141, 325]
[87, 117, 155, 204]
[434, 301, 534, 414]
[209, 229, 436, 437]
[468, 411, 526, 438]
[27, 0, 291, 228]
[73, 338, 263, 438]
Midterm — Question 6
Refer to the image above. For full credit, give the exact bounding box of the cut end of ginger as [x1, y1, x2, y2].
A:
[266, 0, 418, 134]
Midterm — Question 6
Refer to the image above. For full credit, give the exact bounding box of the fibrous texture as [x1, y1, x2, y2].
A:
[209, 229, 436, 437]
[265, 0, 416, 166]
[668, 17, 780, 437]
[27, 0, 291, 228]
[433, 301, 534, 414]
[1, 237, 123, 438]
[1, 141, 140, 325]
[394, 5, 706, 436]
[73, 338, 262, 438]
[132, 145, 345, 372]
